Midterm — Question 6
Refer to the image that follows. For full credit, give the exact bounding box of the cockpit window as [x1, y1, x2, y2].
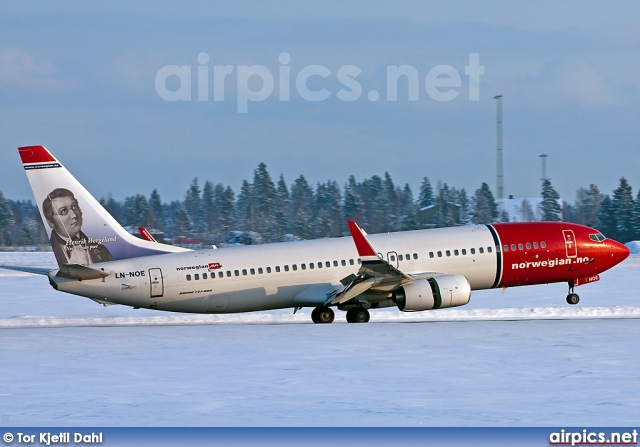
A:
[589, 233, 606, 242]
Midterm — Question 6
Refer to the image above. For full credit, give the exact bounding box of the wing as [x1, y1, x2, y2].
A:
[330, 221, 414, 305]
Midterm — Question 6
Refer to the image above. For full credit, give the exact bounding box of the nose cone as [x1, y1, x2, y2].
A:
[609, 240, 630, 266]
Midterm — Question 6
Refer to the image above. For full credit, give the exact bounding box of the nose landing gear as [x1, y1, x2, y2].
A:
[566, 280, 579, 305]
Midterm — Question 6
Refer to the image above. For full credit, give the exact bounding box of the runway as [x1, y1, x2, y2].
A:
[1, 305, 639, 329]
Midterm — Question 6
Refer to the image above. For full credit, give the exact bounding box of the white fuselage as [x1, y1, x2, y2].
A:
[51, 225, 500, 313]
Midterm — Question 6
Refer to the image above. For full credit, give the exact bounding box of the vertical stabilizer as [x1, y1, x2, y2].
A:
[19, 146, 188, 266]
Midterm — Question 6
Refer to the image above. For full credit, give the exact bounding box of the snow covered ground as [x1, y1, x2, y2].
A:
[0, 252, 638, 426]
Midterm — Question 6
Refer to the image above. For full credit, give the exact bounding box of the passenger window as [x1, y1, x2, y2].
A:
[390, 255, 395, 262]
[518, 243, 523, 250]
[487, 247, 492, 253]
[479, 247, 484, 254]
[526, 243, 531, 250]
[541, 241, 546, 248]
[318, 262, 322, 268]
[250, 268, 256, 275]
[293, 264, 297, 271]
[242, 269, 247, 276]
[471, 248, 476, 254]
[235, 270, 240, 276]
[284, 265, 290, 272]
[218, 272, 223, 278]
[326, 261, 331, 268]
[511, 244, 516, 251]
[203, 273, 208, 279]
[267, 267, 272, 273]
[195, 274, 200, 280]
[226, 271, 231, 277]
[275, 266, 280, 273]
[533, 242, 539, 249]
[446, 250, 451, 257]
[437, 251, 442, 257]
[406, 254, 410, 260]
[340, 260, 345, 266]
[309, 263, 314, 269]
[462, 249, 467, 255]
[503, 245, 509, 252]
[349, 259, 354, 265]
[258, 267, 263, 274]
[429, 252, 434, 258]
[398, 254, 404, 261]
[301, 264, 306, 270]
[413, 253, 418, 260]
[454, 249, 459, 256]
[186, 274, 192, 281]
[333, 261, 338, 267]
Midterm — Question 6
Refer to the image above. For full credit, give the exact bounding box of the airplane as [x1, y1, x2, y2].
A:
[0, 145, 630, 324]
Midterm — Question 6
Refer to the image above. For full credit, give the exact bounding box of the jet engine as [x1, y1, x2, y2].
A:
[395, 274, 471, 311]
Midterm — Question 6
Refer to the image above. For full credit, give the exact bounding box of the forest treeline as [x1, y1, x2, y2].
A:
[1, 164, 638, 247]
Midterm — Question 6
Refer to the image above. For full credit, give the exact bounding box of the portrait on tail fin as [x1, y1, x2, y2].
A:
[43, 187, 114, 266]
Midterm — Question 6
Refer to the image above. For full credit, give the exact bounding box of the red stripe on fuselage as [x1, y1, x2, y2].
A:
[18, 146, 57, 164]
[493, 222, 620, 287]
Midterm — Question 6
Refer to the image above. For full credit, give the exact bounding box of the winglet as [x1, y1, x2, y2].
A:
[347, 220, 380, 261]
[138, 227, 157, 243]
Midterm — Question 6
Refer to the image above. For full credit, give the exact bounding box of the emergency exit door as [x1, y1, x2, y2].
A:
[149, 268, 164, 297]
[562, 230, 578, 258]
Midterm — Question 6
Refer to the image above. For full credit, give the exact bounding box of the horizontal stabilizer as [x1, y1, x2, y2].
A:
[56, 263, 111, 280]
[0, 265, 54, 275]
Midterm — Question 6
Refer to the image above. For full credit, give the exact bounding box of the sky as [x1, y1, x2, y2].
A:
[1, 0, 639, 205]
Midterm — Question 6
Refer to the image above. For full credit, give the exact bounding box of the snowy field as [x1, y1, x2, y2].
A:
[0, 252, 638, 426]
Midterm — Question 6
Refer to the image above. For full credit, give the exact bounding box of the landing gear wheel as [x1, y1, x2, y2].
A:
[346, 307, 370, 323]
[312, 307, 334, 324]
[566, 293, 580, 305]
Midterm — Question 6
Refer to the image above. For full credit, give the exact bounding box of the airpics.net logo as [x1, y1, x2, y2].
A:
[155, 52, 484, 113]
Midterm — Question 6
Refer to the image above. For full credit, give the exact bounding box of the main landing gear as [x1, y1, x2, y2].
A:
[566, 280, 580, 305]
[311, 307, 335, 324]
[310, 306, 370, 323]
[346, 307, 370, 323]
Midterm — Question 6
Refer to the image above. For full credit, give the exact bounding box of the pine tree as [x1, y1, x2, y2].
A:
[597, 196, 617, 240]
[214, 184, 234, 243]
[540, 179, 562, 221]
[471, 182, 498, 224]
[458, 188, 471, 225]
[382, 172, 399, 231]
[0, 191, 10, 245]
[631, 189, 640, 241]
[343, 175, 367, 231]
[149, 189, 164, 230]
[124, 194, 151, 227]
[275, 175, 290, 239]
[251, 163, 278, 242]
[184, 178, 202, 232]
[201, 181, 216, 241]
[612, 177, 634, 242]
[574, 184, 604, 227]
[290, 175, 315, 239]
[399, 184, 418, 230]
[234, 180, 253, 231]
[418, 177, 435, 208]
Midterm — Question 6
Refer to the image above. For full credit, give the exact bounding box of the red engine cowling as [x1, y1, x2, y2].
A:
[395, 274, 471, 312]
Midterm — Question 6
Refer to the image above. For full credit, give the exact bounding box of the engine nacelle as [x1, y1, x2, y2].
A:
[395, 274, 471, 312]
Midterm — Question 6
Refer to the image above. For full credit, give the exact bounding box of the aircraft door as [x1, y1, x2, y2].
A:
[387, 251, 399, 268]
[562, 230, 578, 258]
[149, 268, 164, 297]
